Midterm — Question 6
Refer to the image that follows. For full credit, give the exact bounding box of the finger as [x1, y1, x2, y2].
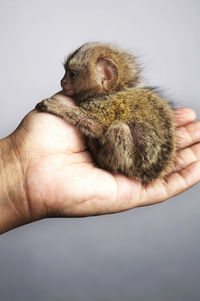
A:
[140, 160, 200, 206]
[174, 143, 200, 171]
[173, 108, 197, 127]
[176, 121, 200, 149]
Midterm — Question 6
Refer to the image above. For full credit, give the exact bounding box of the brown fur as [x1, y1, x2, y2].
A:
[36, 42, 176, 183]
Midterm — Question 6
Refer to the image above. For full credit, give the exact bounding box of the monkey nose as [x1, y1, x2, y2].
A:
[61, 79, 66, 87]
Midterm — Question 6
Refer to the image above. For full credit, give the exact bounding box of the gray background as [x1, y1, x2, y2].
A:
[0, 0, 200, 300]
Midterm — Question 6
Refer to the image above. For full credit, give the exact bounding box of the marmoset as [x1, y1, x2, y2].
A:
[36, 42, 176, 183]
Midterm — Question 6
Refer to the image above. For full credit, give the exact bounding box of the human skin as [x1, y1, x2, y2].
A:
[0, 92, 200, 234]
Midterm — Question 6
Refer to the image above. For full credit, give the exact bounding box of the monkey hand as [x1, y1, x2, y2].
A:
[35, 94, 103, 139]
[36, 97, 66, 116]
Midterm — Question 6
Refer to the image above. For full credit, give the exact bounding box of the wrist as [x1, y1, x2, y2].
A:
[0, 136, 30, 234]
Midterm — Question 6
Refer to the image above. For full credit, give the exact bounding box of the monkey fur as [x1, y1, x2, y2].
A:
[36, 42, 176, 183]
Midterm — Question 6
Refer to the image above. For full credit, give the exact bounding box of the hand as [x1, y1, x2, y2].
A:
[1, 92, 200, 233]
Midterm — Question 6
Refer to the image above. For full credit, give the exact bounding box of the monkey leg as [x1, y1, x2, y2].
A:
[98, 120, 134, 174]
[98, 121, 165, 182]
[36, 98, 103, 138]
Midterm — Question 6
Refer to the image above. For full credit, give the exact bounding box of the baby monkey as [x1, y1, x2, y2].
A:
[36, 42, 176, 183]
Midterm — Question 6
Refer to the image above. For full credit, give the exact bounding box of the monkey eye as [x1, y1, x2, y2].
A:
[69, 70, 77, 79]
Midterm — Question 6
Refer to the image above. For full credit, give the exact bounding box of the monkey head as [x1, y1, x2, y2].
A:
[61, 42, 141, 102]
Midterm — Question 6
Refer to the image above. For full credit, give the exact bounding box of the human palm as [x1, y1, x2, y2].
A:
[12, 93, 200, 221]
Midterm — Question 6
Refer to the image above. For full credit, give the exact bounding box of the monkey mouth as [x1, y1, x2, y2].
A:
[63, 89, 75, 96]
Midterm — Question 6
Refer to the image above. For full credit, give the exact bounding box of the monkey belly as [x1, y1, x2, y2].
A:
[86, 120, 175, 184]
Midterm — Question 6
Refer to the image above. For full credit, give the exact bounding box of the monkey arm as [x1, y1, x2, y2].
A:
[36, 98, 103, 138]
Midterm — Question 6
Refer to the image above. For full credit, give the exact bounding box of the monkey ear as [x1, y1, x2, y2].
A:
[96, 58, 118, 91]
